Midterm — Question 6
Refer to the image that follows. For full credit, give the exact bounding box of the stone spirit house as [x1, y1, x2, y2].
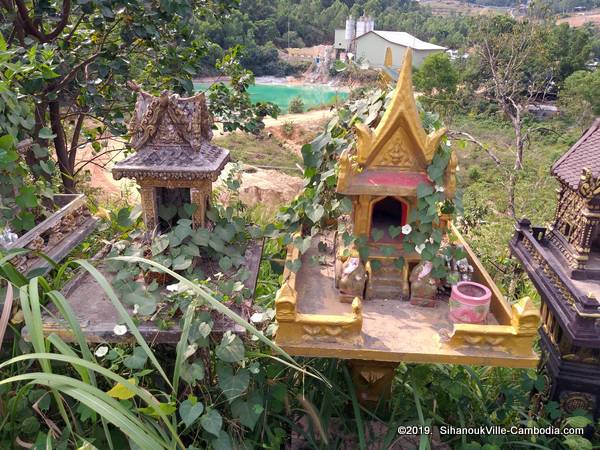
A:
[112, 88, 230, 232]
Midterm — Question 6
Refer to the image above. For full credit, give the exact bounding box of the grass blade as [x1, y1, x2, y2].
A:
[0, 372, 169, 449]
[0, 283, 13, 349]
[111, 256, 311, 371]
[343, 363, 366, 450]
[0, 353, 185, 449]
[74, 259, 172, 389]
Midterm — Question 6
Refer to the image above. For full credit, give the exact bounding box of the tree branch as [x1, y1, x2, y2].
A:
[14, 0, 71, 43]
[448, 130, 502, 166]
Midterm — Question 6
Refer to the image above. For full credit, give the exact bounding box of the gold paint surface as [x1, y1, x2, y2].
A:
[274, 230, 539, 368]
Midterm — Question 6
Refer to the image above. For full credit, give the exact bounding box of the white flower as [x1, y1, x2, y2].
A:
[113, 324, 127, 336]
[94, 346, 109, 358]
[166, 283, 180, 292]
[250, 312, 268, 323]
[415, 244, 426, 254]
[456, 165, 460, 172]
[435, 185, 445, 193]
[401, 224, 412, 235]
[132, 304, 139, 315]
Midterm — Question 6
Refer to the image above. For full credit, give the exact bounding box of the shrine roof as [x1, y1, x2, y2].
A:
[112, 141, 230, 182]
[338, 169, 431, 196]
[111, 88, 230, 182]
[335, 49, 455, 198]
[552, 118, 600, 190]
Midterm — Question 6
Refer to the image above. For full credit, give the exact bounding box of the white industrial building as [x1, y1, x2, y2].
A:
[334, 16, 445, 69]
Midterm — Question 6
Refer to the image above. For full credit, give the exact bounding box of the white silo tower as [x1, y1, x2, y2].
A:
[366, 16, 375, 32]
[344, 16, 356, 51]
[356, 16, 367, 38]
[345, 16, 356, 43]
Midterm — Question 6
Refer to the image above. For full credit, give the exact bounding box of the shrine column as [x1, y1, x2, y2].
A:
[191, 182, 212, 228]
[139, 185, 158, 232]
[349, 360, 399, 408]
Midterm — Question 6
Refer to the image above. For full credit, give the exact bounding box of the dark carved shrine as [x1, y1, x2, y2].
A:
[510, 119, 600, 420]
[112, 87, 229, 232]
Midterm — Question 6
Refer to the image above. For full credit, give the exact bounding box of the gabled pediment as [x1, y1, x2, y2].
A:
[129, 90, 213, 152]
[354, 49, 446, 171]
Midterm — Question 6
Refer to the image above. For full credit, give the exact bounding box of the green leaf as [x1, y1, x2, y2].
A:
[179, 398, 204, 428]
[216, 331, 245, 363]
[123, 292, 157, 316]
[216, 224, 236, 242]
[181, 203, 198, 218]
[182, 244, 200, 257]
[217, 365, 249, 402]
[200, 407, 222, 437]
[192, 228, 210, 246]
[563, 435, 592, 450]
[417, 183, 434, 199]
[212, 430, 233, 450]
[38, 127, 55, 139]
[564, 415, 592, 429]
[159, 204, 177, 222]
[371, 228, 384, 242]
[151, 235, 169, 255]
[172, 255, 192, 271]
[219, 256, 233, 271]
[0, 134, 14, 150]
[306, 204, 325, 223]
[285, 259, 302, 273]
[16, 186, 39, 208]
[123, 347, 148, 370]
[389, 225, 402, 238]
[181, 361, 205, 384]
[231, 392, 264, 430]
[294, 236, 312, 254]
[116, 207, 133, 228]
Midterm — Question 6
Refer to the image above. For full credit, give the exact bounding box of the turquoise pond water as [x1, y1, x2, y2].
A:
[195, 82, 348, 113]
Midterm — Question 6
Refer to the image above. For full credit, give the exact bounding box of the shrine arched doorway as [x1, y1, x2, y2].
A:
[369, 196, 407, 243]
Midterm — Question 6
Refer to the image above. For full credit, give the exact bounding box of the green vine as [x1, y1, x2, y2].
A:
[276, 86, 465, 282]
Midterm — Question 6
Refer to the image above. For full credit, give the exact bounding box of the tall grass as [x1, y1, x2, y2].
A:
[0, 255, 327, 449]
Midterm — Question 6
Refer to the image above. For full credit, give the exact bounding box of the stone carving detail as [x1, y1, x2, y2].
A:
[560, 391, 596, 414]
[129, 89, 213, 151]
[374, 129, 414, 168]
[579, 168, 600, 199]
[336, 257, 367, 298]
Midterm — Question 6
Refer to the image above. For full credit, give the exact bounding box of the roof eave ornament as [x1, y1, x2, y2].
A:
[578, 167, 600, 199]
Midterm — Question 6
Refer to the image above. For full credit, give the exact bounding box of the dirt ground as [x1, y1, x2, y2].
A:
[557, 10, 600, 26]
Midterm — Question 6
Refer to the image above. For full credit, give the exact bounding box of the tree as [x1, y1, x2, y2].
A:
[470, 16, 555, 220]
[559, 69, 600, 128]
[0, 0, 237, 193]
[414, 52, 458, 116]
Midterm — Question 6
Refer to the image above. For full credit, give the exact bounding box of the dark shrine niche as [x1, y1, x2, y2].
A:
[371, 196, 406, 243]
[157, 187, 191, 231]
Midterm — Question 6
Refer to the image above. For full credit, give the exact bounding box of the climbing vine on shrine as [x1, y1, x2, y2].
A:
[276, 86, 465, 282]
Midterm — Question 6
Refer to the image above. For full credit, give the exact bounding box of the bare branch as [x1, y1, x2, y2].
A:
[448, 130, 502, 166]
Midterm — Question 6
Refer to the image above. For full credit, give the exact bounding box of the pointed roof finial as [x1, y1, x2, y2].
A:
[355, 48, 446, 168]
